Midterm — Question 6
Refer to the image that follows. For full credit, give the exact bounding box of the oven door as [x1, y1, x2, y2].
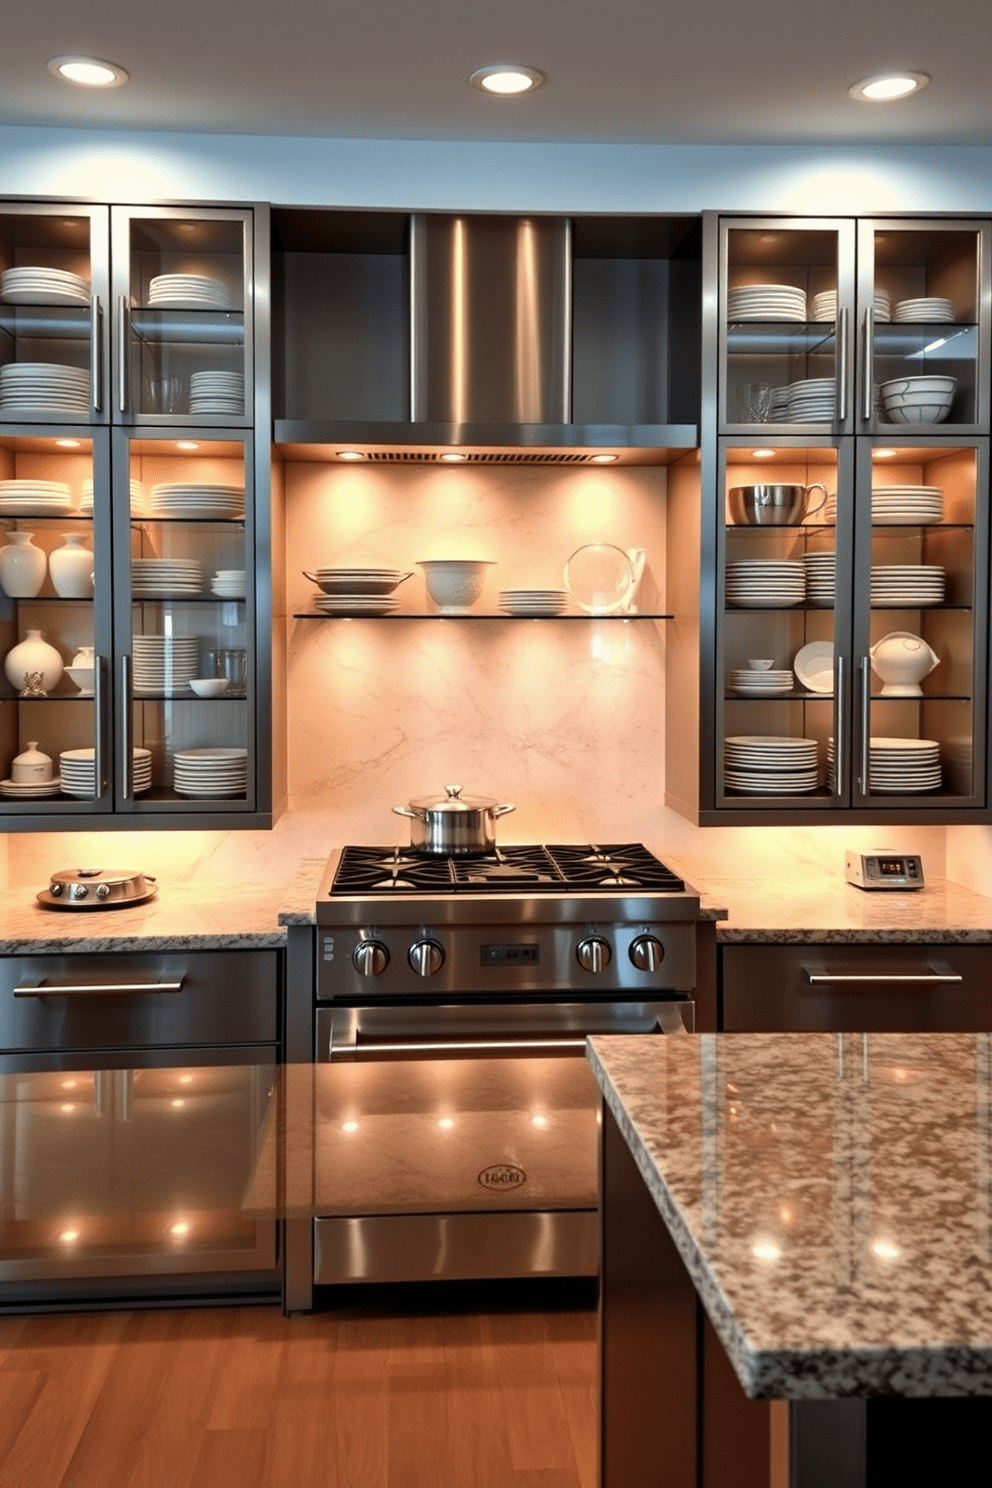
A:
[311, 997, 690, 1285]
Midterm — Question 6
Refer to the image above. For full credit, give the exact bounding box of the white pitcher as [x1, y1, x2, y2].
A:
[870, 632, 940, 696]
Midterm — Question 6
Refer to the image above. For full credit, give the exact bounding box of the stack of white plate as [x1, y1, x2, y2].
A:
[132, 635, 201, 694]
[727, 284, 807, 322]
[728, 668, 793, 696]
[870, 565, 945, 606]
[189, 370, 244, 416]
[802, 552, 836, 606]
[0, 775, 62, 799]
[312, 593, 400, 616]
[149, 483, 245, 519]
[0, 362, 89, 412]
[305, 568, 409, 614]
[810, 289, 890, 322]
[725, 559, 805, 607]
[0, 479, 72, 515]
[870, 485, 945, 524]
[768, 386, 791, 421]
[211, 568, 246, 598]
[787, 377, 834, 421]
[147, 274, 231, 310]
[60, 746, 152, 797]
[0, 266, 90, 306]
[880, 375, 956, 425]
[132, 558, 203, 597]
[724, 736, 820, 794]
[173, 746, 247, 797]
[81, 478, 144, 514]
[827, 737, 942, 794]
[498, 588, 569, 615]
[894, 298, 954, 323]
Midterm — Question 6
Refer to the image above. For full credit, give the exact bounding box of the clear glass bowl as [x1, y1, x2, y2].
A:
[563, 544, 635, 614]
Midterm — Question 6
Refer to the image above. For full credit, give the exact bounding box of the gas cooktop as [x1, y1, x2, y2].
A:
[328, 843, 686, 895]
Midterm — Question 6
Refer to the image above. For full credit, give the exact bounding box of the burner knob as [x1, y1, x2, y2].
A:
[576, 936, 611, 974]
[630, 935, 665, 973]
[409, 939, 444, 977]
[353, 940, 390, 976]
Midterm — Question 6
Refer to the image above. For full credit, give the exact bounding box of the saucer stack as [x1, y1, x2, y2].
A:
[0, 362, 89, 413]
[132, 635, 200, 695]
[211, 568, 247, 599]
[870, 485, 945, 524]
[724, 735, 820, 794]
[0, 774, 62, 799]
[131, 558, 203, 598]
[827, 737, 942, 794]
[728, 667, 793, 696]
[189, 370, 244, 416]
[811, 289, 890, 322]
[894, 298, 954, 323]
[60, 746, 152, 797]
[149, 483, 245, 519]
[173, 746, 247, 797]
[787, 377, 834, 421]
[1, 266, 90, 306]
[147, 274, 232, 310]
[802, 551, 836, 606]
[870, 565, 945, 606]
[725, 559, 805, 607]
[0, 479, 72, 516]
[498, 588, 569, 615]
[727, 284, 807, 321]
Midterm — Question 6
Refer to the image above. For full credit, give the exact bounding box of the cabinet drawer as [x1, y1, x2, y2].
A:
[0, 951, 279, 1051]
[721, 942, 992, 1033]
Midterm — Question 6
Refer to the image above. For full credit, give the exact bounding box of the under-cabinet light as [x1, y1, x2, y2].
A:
[848, 71, 929, 102]
[873, 448, 898, 458]
[48, 55, 129, 88]
[751, 448, 776, 459]
[170, 1221, 191, 1237]
[470, 65, 546, 96]
[341, 1120, 359, 1133]
[440, 452, 469, 462]
[59, 1229, 80, 1243]
[438, 1117, 455, 1129]
[56, 438, 81, 449]
[591, 454, 619, 463]
[336, 450, 365, 461]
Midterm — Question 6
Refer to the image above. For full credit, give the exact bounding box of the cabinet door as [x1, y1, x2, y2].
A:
[849, 436, 989, 811]
[719, 217, 856, 435]
[858, 219, 991, 435]
[111, 206, 253, 428]
[0, 203, 110, 427]
[0, 429, 115, 825]
[111, 429, 258, 815]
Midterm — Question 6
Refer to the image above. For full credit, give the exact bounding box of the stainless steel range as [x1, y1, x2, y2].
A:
[303, 843, 700, 1292]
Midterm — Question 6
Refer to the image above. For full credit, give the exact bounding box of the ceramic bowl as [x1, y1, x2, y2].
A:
[65, 666, 95, 695]
[417, 559, 494, 612]
[189, 677, 230, 698]
[746, 658, 775, 671]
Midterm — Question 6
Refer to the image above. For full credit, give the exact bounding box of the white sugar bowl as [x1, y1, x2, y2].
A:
[870, 631, 940, 696]
[12, 740, 54, 783]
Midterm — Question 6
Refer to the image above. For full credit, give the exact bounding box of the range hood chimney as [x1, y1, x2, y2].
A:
[409, 214, 572, 426]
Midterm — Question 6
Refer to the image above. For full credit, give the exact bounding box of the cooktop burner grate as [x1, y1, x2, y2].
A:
[329, 843, 685, 895]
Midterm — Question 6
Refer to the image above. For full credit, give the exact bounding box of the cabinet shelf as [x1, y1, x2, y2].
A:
[0, 307, 90, 339]
[726, 322, 836, 354]
[293, 610, 674, 622]
[130, 310, 244, 347]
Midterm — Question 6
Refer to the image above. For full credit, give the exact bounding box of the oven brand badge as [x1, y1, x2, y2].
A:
[478, 1163, 526, 1191]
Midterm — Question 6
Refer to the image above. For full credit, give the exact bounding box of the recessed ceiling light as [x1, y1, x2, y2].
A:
[176, 440, 199, 451]
[873, 447, 899, 458]
[849, 71, 929, 102]
[591, 453, 619, 463]
[48, 55, 129, 88]
[470, 65, 546, 96]
[55, 438, 82, 448]
[439, 451, 469, 462]
[336, 450, 365, 461]
[751, 448, 777, 459]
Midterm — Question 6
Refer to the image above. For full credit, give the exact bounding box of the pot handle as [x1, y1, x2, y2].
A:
[491, 803, 516, 818]
[392, 805, 423, 820]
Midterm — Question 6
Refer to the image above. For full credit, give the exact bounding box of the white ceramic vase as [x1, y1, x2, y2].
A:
[4, 630, 64, 696]
[48, 533, 94, 598]
[0, 531, 46, 598]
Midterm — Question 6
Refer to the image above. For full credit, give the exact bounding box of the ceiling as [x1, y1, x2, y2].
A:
[3, 0, 992, 146]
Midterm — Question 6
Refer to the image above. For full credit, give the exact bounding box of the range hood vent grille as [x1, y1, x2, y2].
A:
[363, 449, 599, 465]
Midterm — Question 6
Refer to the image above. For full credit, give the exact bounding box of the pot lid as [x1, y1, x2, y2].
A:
[49, 867, 147, 887]
[407, 784, 499, 814]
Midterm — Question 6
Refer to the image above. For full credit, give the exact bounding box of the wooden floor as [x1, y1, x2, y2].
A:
[0, 1285, 598, 1488]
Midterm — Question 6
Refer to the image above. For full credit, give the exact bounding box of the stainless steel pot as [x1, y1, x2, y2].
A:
[727, 483, 828, 526]
[37, 866, 158, 910]
[392, 784, 515, 856]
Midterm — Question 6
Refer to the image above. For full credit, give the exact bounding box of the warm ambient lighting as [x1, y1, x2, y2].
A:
[849, 71, 930, 102]
[56, 438, 82, 449]
[48, 55, 129, 88]
[591, 453, 619, 463]
[873, 447, 899, 458]
[439, 452, 469, 462]
[470, 65, 546, 96]
[438, 1116, 455, 1129]
[176, 440, 199, 451]
[341, 1119, 359, 1133]
[872, 1239, 901, 1260]
[752, 1240, 782, 1261]
[336, 450, 365, 461]
[751, 448, 777, 459]
[169, 1221, 191, 1237]
[59, 1229, 80, 1243]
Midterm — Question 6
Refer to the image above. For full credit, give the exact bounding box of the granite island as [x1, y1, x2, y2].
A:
[589, 1031, 992, 1488]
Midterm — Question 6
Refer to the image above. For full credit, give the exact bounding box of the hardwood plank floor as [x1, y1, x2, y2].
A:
[0, 1285, 598, 1488]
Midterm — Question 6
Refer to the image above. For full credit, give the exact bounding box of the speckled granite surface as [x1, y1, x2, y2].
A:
[589, 1031, 992, 1399]
[277, 859, 326, 926]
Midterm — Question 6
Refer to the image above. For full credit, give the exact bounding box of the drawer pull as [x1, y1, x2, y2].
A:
[14, 979, 185, 998]
[804, 971, 963, 986]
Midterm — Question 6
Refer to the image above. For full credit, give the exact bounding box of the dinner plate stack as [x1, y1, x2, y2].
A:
[728, 667, 793, 696]
[787, 377, 834, 421]
[769, 386, 791, 421]
[81, 478, 144, 514]
[131, 635, 201, 694]
[894, 297, 954, 323]
[147, 274, 232, 310]
[173, 746, 247, 797]
[870, 484, 945, 524]
[827, 737, 942, 794]
[870, 564, 945, 606]
[0, 362, 89, 413]
[810, 289, 890, 322]
[724, 736, 820, 794]
[149, 483, 245, 519]
[131, 558, 203, 597]
[727, 284, 807, 322]
[211, 568, 247, 599]
[60, 746, 152, 797]
[305, 567, 410, 614]
[0, 775, 62, 799]
[313, 593, 400, 616]
[0, 266, 90, 306]
[802, 551, 836, 606]
[725, 559, 805, 608]
[189, 370, 244, 416]
[0, 479, 72, 516]
[498, 588, 569, 615]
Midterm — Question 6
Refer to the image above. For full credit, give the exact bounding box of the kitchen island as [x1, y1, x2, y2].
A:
[589, 1031, 992, 1487]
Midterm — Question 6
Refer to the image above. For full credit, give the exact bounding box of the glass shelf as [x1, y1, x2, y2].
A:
[0, 307, 91, 339]
[293, 610, 675, 621]
[130, 310, 244, 347]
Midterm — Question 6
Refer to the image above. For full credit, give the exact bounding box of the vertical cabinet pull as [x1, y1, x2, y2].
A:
[121, 654, 133, 799]
[833, 654, 846, 798]
[117, 295, 130, 414]
[90, 296, 103, 413]
[861, 305, 875, 424]
[93, 654, 107, 798]
[858, 656, 871, 795]
[835, 306, 848, 424]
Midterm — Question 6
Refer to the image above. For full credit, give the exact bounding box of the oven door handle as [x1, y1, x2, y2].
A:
[330, 1035, 589, 1060]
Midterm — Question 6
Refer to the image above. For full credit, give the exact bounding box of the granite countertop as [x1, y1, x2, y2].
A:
[588, 1030, 992, 1399]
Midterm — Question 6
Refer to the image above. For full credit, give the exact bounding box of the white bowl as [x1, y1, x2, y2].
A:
[417, 559, 494, 612]
[746, 658, 775, 671]
[189, 677, 230, 698]
[881, 391, 954, 408]
[879, 376, 957, 396]
[884, 403, 954, 425]
[65, 666, 95, 695]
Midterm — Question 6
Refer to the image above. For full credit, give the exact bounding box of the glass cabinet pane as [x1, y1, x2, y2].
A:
[122, 436, 251, 809]
[118, 210, 251, 426]
[722, 222, 854, 433]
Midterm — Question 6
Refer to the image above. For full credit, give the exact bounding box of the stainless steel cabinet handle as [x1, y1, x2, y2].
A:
[90, 295, 103, 413]
[858, 656, 871, 795]
[117, 294, 130, 414]
[330, 1036, 588, 1060]
[121, 654, 133, 799]
[862, 305, 875, 424]
[834, 654, 846, 797]
[835, 306, 848, 423]
[804, 972, 964, 986]
[15, 980, 185, 998]
[93, 654, 107, 798]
